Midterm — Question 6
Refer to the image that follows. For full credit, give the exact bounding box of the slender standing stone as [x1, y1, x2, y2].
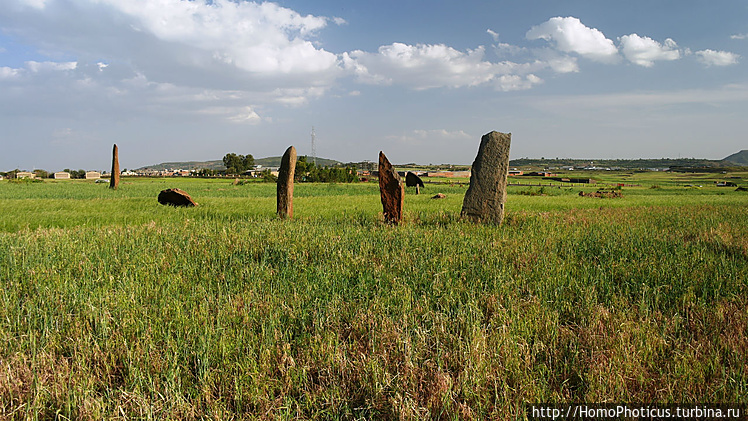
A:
[110, 144, 120, 190]
[277, 146, 297, 219]
[461, 131, 511, 224]
[378, 151, 404, 224]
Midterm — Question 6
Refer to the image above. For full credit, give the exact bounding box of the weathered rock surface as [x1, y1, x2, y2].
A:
[378, 151, 404, 224]
[158, 188, 198, 207]
[110, 144, 120, 190]
[431, 193, 446, 199]
[277, 146, 297, 219]
[461, 131, 511, 224]
[405, 172, 424, 188]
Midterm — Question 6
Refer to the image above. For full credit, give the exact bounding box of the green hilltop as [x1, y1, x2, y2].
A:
[137, 160, 225, 171]
[723, 150, 748, 166]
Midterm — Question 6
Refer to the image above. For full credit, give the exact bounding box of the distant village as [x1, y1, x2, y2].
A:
[2, 154, 737, 182]
[2, 163, 664, 182]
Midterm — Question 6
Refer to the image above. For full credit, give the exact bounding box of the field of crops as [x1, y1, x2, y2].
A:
[1, 173, 747, 419]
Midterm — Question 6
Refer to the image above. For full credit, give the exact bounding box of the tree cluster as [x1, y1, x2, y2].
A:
[294, 156, 358, 183]
[223, 153, 255, 175]
[64, 169, 87, 179]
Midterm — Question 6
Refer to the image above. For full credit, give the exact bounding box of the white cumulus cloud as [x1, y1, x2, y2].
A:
[526, 17, 619, 63]
[1, 0, 342, 87]
[695, 49, 740, 66]
[26, 61, 78, 72]
[0, 66, 22, 79]
[619, 34, 681, 67]
[0, 0, 349, 119]
[344, 42, 539, 91]
[730, 33, 748, 40]
[90, 0, 337, 75]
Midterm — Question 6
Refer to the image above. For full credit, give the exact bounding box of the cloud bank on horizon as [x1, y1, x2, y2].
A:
[0, 0, 745, 168]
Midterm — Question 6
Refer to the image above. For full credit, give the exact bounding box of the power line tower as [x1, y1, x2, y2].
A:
[310, 126, 318, 166]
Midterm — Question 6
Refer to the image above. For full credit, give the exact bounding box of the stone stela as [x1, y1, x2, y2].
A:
[277, 146, 297, 219]
[461, 131, 511, 224]
[405, 171, 424, 195]
[110, 144, 120, 190]
[378, 151, 404, 224]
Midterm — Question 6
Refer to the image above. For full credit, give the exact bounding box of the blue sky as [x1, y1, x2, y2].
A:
[1, 0, 746, 171]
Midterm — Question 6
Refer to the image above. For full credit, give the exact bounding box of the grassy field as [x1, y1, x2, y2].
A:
[1, 173, 747, 419]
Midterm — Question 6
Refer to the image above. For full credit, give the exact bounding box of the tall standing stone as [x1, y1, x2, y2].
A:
[110, 144, 120, 190]
[461, 131, 511, 224]
[378, 151, 404, 224]
[277, 146, 297, 219]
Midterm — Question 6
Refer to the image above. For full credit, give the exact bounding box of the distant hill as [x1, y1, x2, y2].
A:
[723, 150, 748, 166]
[137, 156, 342, 171]
[137, 160, 224, 171]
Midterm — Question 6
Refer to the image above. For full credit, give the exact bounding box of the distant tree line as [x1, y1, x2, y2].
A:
[295, 156, 358, 183]
[216, 153, 358, 183]
[194, 168, 220, 177]
[64, 169, 87, 179]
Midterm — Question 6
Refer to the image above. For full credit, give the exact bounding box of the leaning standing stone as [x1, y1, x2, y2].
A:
[110, 144, 120, 190]
[378, 151, 404, 224]
[461, 131, 511, 224]
[405, 171, 424, 188]
[406, 172, 424, 195]
[277, 146, 297, 219]
[158, 188, 198, 207]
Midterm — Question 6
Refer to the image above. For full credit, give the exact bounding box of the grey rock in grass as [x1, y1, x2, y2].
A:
[110, 144, 120, 190]
[378, 151, 404, 224]
[158, 188, 198, 207]
[461, 131, 511, 224]
[277, 146, 297, 219]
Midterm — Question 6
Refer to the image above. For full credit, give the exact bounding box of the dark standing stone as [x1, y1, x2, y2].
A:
[158, 188, 198, 207]
[277, 146, 297, 219]
[405, 171, 424, 188]
[461, 131, 511, 224]
[378, 151, 404, 224]
[110, 144, 120, 190]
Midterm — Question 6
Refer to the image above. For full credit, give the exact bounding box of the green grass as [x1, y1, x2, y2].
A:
[0, 176, 747, 419]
